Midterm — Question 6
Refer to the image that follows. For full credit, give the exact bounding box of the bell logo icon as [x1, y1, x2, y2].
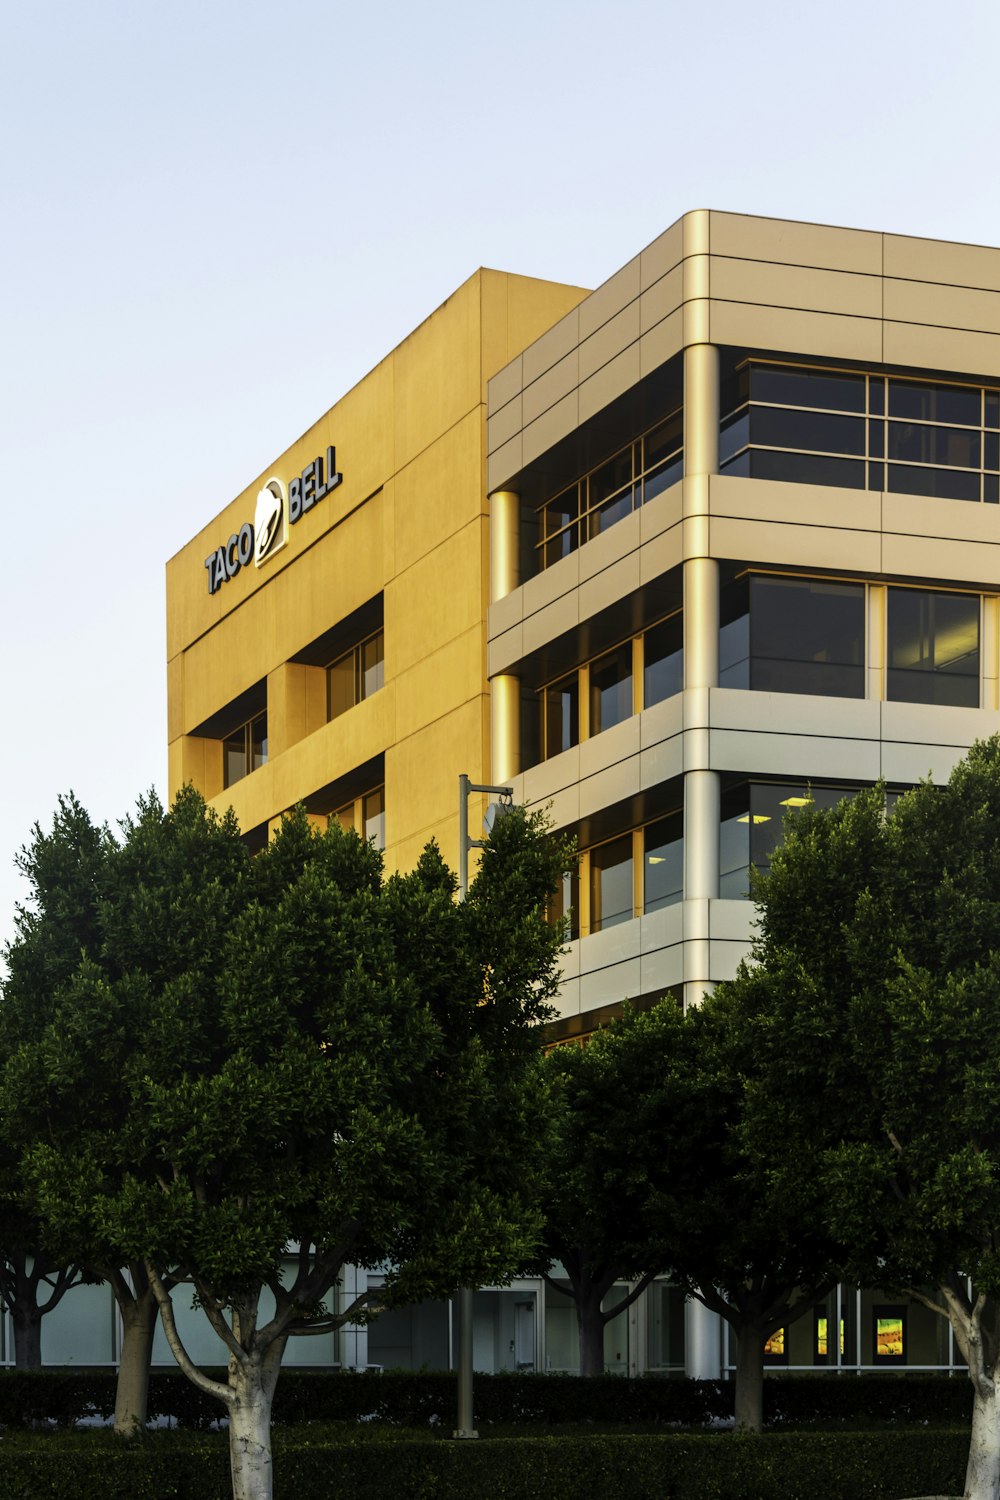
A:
[254, 479, 286, 566]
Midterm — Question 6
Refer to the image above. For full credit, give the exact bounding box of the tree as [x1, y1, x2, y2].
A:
[743, 738, 1000, 1499]
[534, 997, 841, 1428]
[18, 790, 566, 1500]
[0, 795, 108, 1367]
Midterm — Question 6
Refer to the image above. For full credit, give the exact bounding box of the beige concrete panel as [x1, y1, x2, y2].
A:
[578, 255, 641, 342]
[708, 687, 881, 741]
[710, 899, 756, 944]
[522, 305, 582, 386]
[387, 520, 483, 676]
[579, 300, 641, 383]
[557, 940, 581, 985]
[487, 394, 522, 452]
[709, 473, 880, 534]
[522, 547, 580, 618]
[709, 727, 882, 781]
[395, 626, 483, 743]
[883, 491, 1000, 547]
[708, 212, 883, 276]
[880, 740, 977, 786]
[640, 526, 684, 589]
[207, 758, 277, 835]
[884, 278, 1000, 337]
[639, 483, 684, 545]
[639, 694, 685, 750]
[580, 955, 643, 1012]
[388, 810, 459, 882]
[578, 506, 642, 583]
[578, 716, 641, 783]
[549, 975, 582, 1023]
[884, 233, 1000, 293]
[393, 274, 481, 471]
[488, 622, 524, 679]
[273, 689, 394, 815]
[710, 257, 882, 319]
[521, 776, 580, 831]
[883, 320, 1000, 381]
[710, 515, 882, 575]
[682, 297, 711, 348]
[167, 653, 184, 743]
[267, 662, 326, 757]
[487, 354, 523, 416]
[578, 550, 642, 623]
[639, 737, 685, 791]
[579, 757, 644, 823]
[522, 391, 580, 468]
[487, 434, 523, 492]
[639, 903, 685, 954]
[505, 275, 590, 385]
[522, 585, 581, 657]
[880, 700, 992, 748]
[639, 947, 685, 998]
[710, 301, 883, 364]
[522, 349, 580, 427]
[394, 411, 484, 575]
[488, 586, 523, 641]
[579, 344, 642, 426]
[882, 530, 1000, 589]
[169, 734, 223, 802]
[640, 220, 684, 291]
[709, 940, 752, 984]
[639, 307, 684, 379]
[640, 264, 683, 334]
[387, 697, 485, 834]
[521, 745, 582, 804]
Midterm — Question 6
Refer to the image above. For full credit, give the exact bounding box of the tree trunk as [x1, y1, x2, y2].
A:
[228, 1343, 285, 1500]
[11, 1305, 42, 1370]
[114, 1291, 157, 1437]
[733, 1324, 765, 1434]
[576, 1294, 606, 1377]
[964, 1382, 1000, 1500]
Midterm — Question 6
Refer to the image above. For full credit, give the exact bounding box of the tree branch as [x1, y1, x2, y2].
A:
[145, 1261, 232, 1408]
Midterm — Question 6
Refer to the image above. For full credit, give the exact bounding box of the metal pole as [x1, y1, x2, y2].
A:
[453, 773, 477, 1438]
[452, 773, 512, 1439]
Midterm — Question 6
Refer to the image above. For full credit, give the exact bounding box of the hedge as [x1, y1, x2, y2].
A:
[0, 1368, 973, 1430]
[0, 1428, 971, 1500]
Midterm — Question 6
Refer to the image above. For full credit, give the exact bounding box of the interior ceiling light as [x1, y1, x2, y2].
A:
[780, 795, 812, 807]
[736, 814, 772, 824]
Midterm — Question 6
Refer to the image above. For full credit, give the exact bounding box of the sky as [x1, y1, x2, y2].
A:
[2, 0, 1000, 945]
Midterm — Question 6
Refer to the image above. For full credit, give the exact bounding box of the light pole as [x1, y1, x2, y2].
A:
[452, 772, 513, 1441]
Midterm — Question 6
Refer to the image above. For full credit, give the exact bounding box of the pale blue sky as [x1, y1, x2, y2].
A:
[2, 0, 998, 938]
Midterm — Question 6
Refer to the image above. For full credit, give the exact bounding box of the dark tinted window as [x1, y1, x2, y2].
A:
[644, 615, 683, 707]
[888, 423, 980, 468]
[887, 465, 980, 502]
[544, 673, 579, 758]
[750, 576, 865, 698]
[751, 366, 865, 412]
[590, 834, 633, 931]
[889, 381, 980, 426]
[887, 590, 979, 708]
[751, 407, 865, 456]
[590, 644, 633, 734]
[644, 813, 683, 912]
[748, 450, 865, 489]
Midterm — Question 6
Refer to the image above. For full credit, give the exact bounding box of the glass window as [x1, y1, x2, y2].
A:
[328, 631, 385, 721]
[751, 365, 866, 412]
[223, 712, 268, 789]
[590, 645, 633, 735]
[590, 834, 633, 932]
[889, 381, 980, 427]
[887, 464, 981, 502]
[749, 576, 865, 698]
[586, 450, 635, 539]
[747, 450, 866, 489]
[720, 781, 856, 898]
[543, 673, 579, 759]
[643, 813, 683, 913]
[548, 863, 580, 941]
[719, 579, 750, 691]
[363, 787, 385, 851]
[751, 406, 866, 456]
[643, 615, 683, 707]
[888, 422, 980, 469]
[887, 590, 980, 707]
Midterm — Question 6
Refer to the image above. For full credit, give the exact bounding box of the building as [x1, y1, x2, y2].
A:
[34, 210, 998, 1377]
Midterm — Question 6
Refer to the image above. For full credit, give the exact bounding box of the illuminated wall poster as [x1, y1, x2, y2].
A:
[763, 1327, 787, 1363]
[815, 1311, 846, 1363]
[873, 1305, 906, 1363]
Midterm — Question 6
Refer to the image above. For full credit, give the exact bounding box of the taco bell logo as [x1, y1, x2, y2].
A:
[204, 448, 342, 595]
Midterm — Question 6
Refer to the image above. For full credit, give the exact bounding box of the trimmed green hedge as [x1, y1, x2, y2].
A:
[0, 1427, 971, 1500]
[0, 1368, 974, 1430]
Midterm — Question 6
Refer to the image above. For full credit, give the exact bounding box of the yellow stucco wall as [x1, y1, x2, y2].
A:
[166, 268, 589, 874]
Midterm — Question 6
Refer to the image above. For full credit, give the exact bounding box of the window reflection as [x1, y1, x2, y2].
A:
[887, 589, 979, 707]
[590, 834, 634, 932]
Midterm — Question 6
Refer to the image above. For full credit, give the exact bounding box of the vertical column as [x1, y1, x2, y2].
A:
[682, 341, 721, 1016]
[867, 584, 886, 703]
[489, 489, 521, 784]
